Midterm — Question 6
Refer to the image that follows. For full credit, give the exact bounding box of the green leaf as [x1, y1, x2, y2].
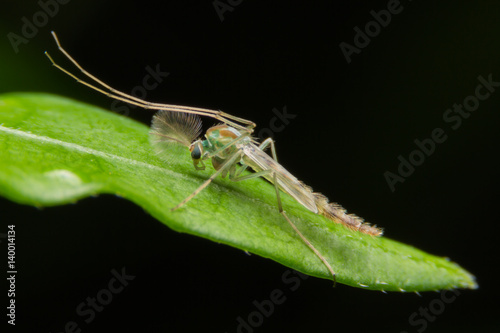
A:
[0, 92, 477, 292]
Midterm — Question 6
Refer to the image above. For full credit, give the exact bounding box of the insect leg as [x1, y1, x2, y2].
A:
[171, 150, 244, 211]
[45, 32, 256, 132]
[270, 173, 336, 282]
[233, 139, 337, 281]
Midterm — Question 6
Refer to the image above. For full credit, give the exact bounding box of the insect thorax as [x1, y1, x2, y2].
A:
[205, 125, 246, 151]
[204, 125, 248, 171]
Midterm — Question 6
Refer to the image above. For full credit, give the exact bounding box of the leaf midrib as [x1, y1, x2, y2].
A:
[0, 124, 168, 173]
[0, 122, 275, 210]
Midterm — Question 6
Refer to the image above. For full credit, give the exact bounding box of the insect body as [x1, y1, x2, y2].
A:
[150, 111, 383, 280]
[47, 31, 383, 281]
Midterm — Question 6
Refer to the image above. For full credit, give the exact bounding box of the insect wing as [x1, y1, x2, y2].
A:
[243, 144, 318, 213]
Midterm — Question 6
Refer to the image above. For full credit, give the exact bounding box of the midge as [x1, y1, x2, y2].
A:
[45, 31, 382, 280]
[150, 111, 383, 280]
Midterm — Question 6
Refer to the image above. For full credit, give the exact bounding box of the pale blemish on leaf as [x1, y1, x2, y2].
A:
[44, 169, 82, 185]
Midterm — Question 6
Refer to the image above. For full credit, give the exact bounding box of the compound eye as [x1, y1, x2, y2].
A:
[191, 144, 202, 160]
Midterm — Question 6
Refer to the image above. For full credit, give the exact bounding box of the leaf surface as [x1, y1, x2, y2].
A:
[0, 92, 477, 292]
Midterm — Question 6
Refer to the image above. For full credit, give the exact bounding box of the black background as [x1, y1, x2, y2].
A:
[1, 1, 499, 332]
